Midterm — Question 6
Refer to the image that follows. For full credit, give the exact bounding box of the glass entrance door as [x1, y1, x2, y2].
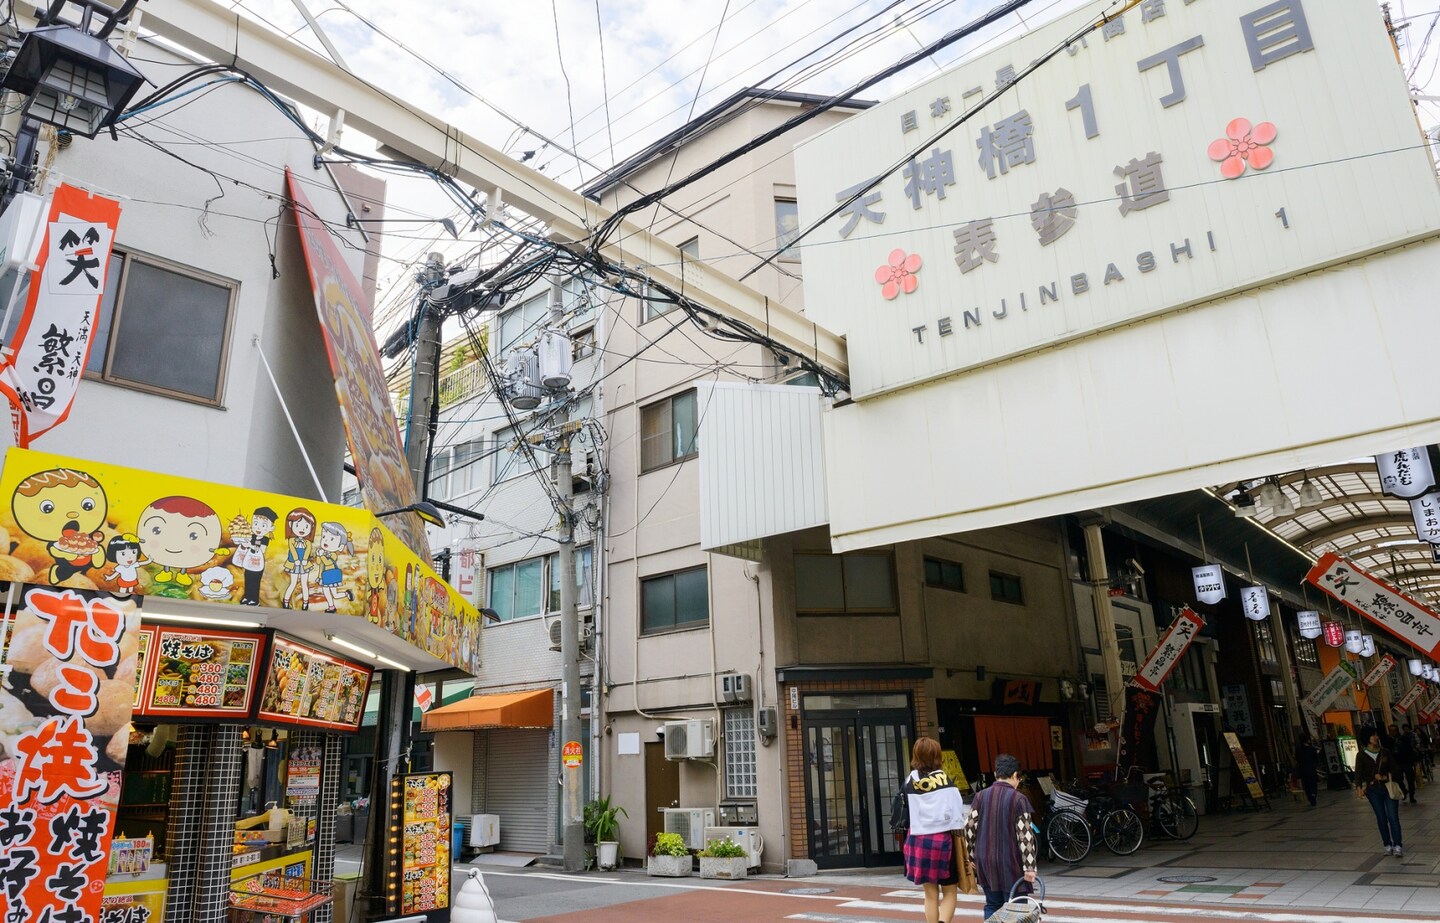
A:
[802, 694, 912, 868]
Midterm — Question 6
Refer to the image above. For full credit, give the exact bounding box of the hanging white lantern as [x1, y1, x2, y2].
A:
[1344, 629, 1364, 653]
[1297, 611, 1322, 639]
[1411, 658, 1425, 676]
[1359, 635, 1376, 658]
[1240, 586, 1268, 621]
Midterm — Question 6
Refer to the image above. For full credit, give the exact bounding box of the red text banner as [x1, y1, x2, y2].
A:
[1130, 606, 1205, 692]
[1362, 653, 1398, 688]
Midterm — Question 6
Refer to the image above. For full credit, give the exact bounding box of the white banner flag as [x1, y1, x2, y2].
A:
[1377, 447, 1437, 499]
[1411, 493, 1440, 544]
[1297, 610, 1323, 639]
[1192, 564, 1225, 605]
[1302, 661, 1359, 716]
[1240, 586, 1269, 621]
[0, 185, 121, 446]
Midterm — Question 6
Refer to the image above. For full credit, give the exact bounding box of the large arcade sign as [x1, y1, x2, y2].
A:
[1305, 553, 1440, 660]
[797, 0, 1440, 551]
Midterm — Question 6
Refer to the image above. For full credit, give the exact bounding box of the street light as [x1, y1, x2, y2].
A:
[1, 22, 146, 138]
[376, 501, 449, 528]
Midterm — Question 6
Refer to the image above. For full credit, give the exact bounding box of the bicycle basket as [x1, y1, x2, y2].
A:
[1051, 790, 1087, 812]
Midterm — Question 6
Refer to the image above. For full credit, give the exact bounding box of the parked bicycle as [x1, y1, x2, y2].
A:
[1146, 778, 1199, 840]
[1041, 780, 1145, 864]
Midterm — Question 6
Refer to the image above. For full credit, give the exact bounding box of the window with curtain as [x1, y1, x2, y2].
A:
[488, 558, 544, 622]
[973, 715, 1053, 775]
[640, 390, 698, 471]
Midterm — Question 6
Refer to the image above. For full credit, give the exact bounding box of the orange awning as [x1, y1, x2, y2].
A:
[422, 688, 553, 731]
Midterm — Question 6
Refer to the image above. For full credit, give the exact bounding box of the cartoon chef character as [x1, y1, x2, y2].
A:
[11, 467, 108, 583]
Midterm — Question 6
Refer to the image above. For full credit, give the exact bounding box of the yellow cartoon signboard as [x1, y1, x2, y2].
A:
[0, 448, 480, 673]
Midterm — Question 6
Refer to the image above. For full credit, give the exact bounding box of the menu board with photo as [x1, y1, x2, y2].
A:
[137, 626, 268, 720]
[388, 772, 451, 920]
[257, 637, 372, 733]
[286, 746, 323, 805]
[131, 625, 155, 708]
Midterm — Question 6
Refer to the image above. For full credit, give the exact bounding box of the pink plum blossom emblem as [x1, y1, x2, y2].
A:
[874, 248, 922, 300]
[1207, 118, 1276, 180]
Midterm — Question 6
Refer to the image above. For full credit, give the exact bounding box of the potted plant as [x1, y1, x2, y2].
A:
[646, 832, 692, 877]
[697, 837, 749, 880]
[584, 796, 627, 870]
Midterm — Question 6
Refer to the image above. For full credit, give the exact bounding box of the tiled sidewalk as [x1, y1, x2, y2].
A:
[806, 778, 1439, 915]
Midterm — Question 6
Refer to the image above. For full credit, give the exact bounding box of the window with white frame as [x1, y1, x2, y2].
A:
[547, 546, 594, 611]
[496, 292, 549, 352]
[1, 249, 239, 405]
[775, 198, 800, 260]
[488, 558, 544, 622]
[430, 438, 485, 501]
[724, 708, 758, 799]
[640, 390, 698, 472]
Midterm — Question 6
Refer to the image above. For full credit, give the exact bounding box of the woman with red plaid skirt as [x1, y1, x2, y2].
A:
[900, 738, 970, 923]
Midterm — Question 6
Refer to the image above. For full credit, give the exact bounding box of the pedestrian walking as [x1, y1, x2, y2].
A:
[961, 754, 1038, 921]
[1294, 730, 1321, 807]
[1395, 724, 1420, 804]
[897, 737, 969, 923]
[1354, 731, 1404, 857]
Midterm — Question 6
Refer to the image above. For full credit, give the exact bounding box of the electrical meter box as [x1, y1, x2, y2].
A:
[718, 803, 758, 826]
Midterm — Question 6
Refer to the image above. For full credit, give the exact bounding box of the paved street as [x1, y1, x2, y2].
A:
[451, 776, 1439, 921]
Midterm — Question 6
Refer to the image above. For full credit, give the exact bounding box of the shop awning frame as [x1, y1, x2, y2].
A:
[421, 689, 553, 732]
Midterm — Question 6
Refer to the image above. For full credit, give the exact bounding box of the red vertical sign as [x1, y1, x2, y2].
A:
[0, 587, 139, 923]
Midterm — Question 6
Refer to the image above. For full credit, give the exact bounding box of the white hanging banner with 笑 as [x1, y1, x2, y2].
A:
[1297, 610, 1323, 639]
[0, 184, 121, 447]
[1192, 564, 1226, 605]
[1306, 552, 1440, 659]
[1397, 680, 1429, 712]
[1363, 653, 1397, 687]
[1378, 447, 1437, 500]
[1240, 586, 1269, 621]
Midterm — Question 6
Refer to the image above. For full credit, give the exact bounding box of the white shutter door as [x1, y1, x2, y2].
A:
[484, 729, 550, 852]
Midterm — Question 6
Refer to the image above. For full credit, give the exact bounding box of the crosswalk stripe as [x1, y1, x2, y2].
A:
[829, 896, 1434, 923]
[795, 910, 1435, 923]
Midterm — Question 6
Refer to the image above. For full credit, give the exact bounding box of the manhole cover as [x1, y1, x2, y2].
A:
[1158, 875, 1217, 884]
[785, 887, 834, 894]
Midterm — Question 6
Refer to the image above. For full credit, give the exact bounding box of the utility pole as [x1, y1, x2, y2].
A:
[548, 278, 584, 872]
[1079, 514, 1127, 722]
[404, 252, 445, 493]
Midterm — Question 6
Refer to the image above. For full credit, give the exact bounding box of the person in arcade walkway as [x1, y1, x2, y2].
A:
[1354, 731, 1404, 857]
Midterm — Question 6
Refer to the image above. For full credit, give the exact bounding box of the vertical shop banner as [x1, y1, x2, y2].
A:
[1302, 660, 1359, 716]
[1222, 732, 1266, 803]
[387, 772, 451, 921]
[1363, 653, 1398, 687]
[1306, 552, 1440, 657]
[0, 585, 141, 923]
[1130, 606, 1206, 692]
[1322, 621, 1345, 648]
[1377, 447, 1437, 499]
[1192, 565, 1225, 605]
[0, 185, 121, 446]
[1396, 681, 1429, 712]
[1240, 586, 1269, 621]
[1222, 684, 1255, 736]
[1420, 692, 1440, 720]
[1410, 493, 1440, 543]
[1115, 686, 1160, 778]
[1297, 610, 1323, 639]
[284, 169, 428, 560]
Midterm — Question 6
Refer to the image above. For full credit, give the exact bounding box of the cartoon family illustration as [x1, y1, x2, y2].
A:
[5, 464, 480, 668]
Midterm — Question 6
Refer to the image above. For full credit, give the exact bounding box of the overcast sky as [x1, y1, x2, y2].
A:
[223, 0, 1440, 328]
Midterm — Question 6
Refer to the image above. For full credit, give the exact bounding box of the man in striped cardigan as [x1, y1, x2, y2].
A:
[962, 754, 1038, 920]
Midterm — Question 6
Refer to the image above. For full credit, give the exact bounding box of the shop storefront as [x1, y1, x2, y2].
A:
[0, 448, 480, 923]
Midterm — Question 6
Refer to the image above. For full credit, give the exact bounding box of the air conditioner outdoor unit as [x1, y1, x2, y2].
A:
[662, 808, 716, 850]
[547, 616, 593, 651]
[469, 814, 500, 848]
[662, 718, 715, 760]
[703, 826, 763, 869]
[721, 673, 753, 703]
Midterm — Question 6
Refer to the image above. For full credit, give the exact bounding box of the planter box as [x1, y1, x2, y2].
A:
[647, 854, 692, 877]
[698, 856, 748, 880]
[597, 841, 619, 870]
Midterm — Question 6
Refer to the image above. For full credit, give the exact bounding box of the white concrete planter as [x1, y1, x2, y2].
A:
[597, 841, 619, 869]
[698, 856, 748, 880]
[647, 854, 692, 877]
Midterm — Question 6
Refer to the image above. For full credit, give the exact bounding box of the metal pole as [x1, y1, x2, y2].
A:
[550, 279, 584, 872]
[1080, 516, 1127, 721]
[404, 253, 444, 493]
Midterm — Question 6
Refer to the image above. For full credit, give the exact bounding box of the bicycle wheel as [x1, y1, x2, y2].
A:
[1102, 807, 1145, 855]
[1160, 796, 1198, 840]
[1046, 808, 1091, 864]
